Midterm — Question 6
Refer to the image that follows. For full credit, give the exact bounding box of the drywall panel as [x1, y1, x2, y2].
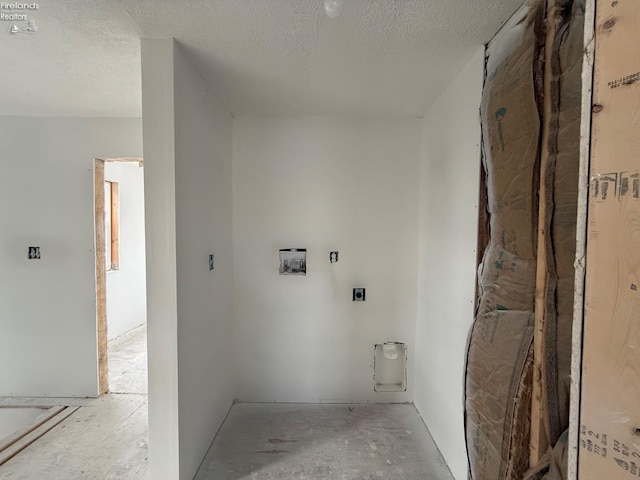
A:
[232, 116, 420, 404]
[141, 38, 179, 480]
[141, 39, 234, 480]
[413, 48, 485, 480]
[0, 116, 142, 398]
[578, 0, 640, 477]
[173, 42, 235, 480]
[104, 161, 147, 340]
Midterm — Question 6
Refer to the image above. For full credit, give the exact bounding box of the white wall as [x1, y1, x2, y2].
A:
[174, 42, 234, 480]
[104, 161, 147, 340]
[233, 116, 421, 403]
[141, 39, 234, 480]
[141, 37, 481, 480]
[141, 39, 180, 480]
[413, 48, 485, 480]
[0, 116, 142, 397]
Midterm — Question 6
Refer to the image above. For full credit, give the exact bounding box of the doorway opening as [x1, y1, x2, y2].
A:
[94, 157, 147, 395]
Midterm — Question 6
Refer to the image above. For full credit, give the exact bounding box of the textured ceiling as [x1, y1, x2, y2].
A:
[0, 1, 144, 117]
[0, 0, 522, 117]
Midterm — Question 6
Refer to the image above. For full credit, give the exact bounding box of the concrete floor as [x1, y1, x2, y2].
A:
[0, 395, 148, 480]
[108, 324, 148, 395]
[0, 325, 149, 480]
[0, 408, 48, 440]
[195, 403, 454, 480]
[1, 328, 454, 480]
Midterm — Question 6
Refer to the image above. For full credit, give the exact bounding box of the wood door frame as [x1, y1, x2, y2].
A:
[94, 158, 108, 394]
[94, 156, 144, 395]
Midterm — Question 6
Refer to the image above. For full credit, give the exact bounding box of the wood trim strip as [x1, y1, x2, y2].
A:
[567, 0, 595, 477]
[95, 159, 108, 395]
[110, 182, 120, 270]
[0, 407, 80, 467]
[0, 407, 65, 453]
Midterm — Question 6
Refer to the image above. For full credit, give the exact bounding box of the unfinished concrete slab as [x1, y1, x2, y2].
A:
[0, 326, 149, 479]
[0, 408, 48, 441]
[0, 398, 92, 408]
[0, 394, 148, 480]
[195, 403, 454, 480]
[108, 324, 148, 395]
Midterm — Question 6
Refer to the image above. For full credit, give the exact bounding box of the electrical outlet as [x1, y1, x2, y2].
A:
[330, 251, 339, 263]
[353, 288, 366, 301]
[209, 254, 214, 271]
[28, 246, 41, 259]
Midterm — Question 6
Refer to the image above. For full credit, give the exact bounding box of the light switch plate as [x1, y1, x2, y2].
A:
[28, 246, 40, 259]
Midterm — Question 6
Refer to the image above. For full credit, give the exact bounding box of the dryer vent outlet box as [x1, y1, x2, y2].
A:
[374, 343, 407, 392]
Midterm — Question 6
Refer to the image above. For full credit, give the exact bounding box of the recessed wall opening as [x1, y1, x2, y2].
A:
[94, 157, 147, 397]
[374, 343, 408, 392]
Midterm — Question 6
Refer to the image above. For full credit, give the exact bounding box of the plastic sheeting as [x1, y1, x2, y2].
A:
[465, 0, 584, 478]
[465, 3, 545, 478]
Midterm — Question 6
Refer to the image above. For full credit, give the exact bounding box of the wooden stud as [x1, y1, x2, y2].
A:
[530, 0, 560, 466]
[567, 0, 595, 477]
[95, 157, 143, 168]
[94, 159, 108, 395]
[110, 182, 120, 270]
[97, 156, 143, 164]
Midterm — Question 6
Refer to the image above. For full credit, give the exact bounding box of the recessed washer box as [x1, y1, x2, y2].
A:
[374, 342, 407, 392]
